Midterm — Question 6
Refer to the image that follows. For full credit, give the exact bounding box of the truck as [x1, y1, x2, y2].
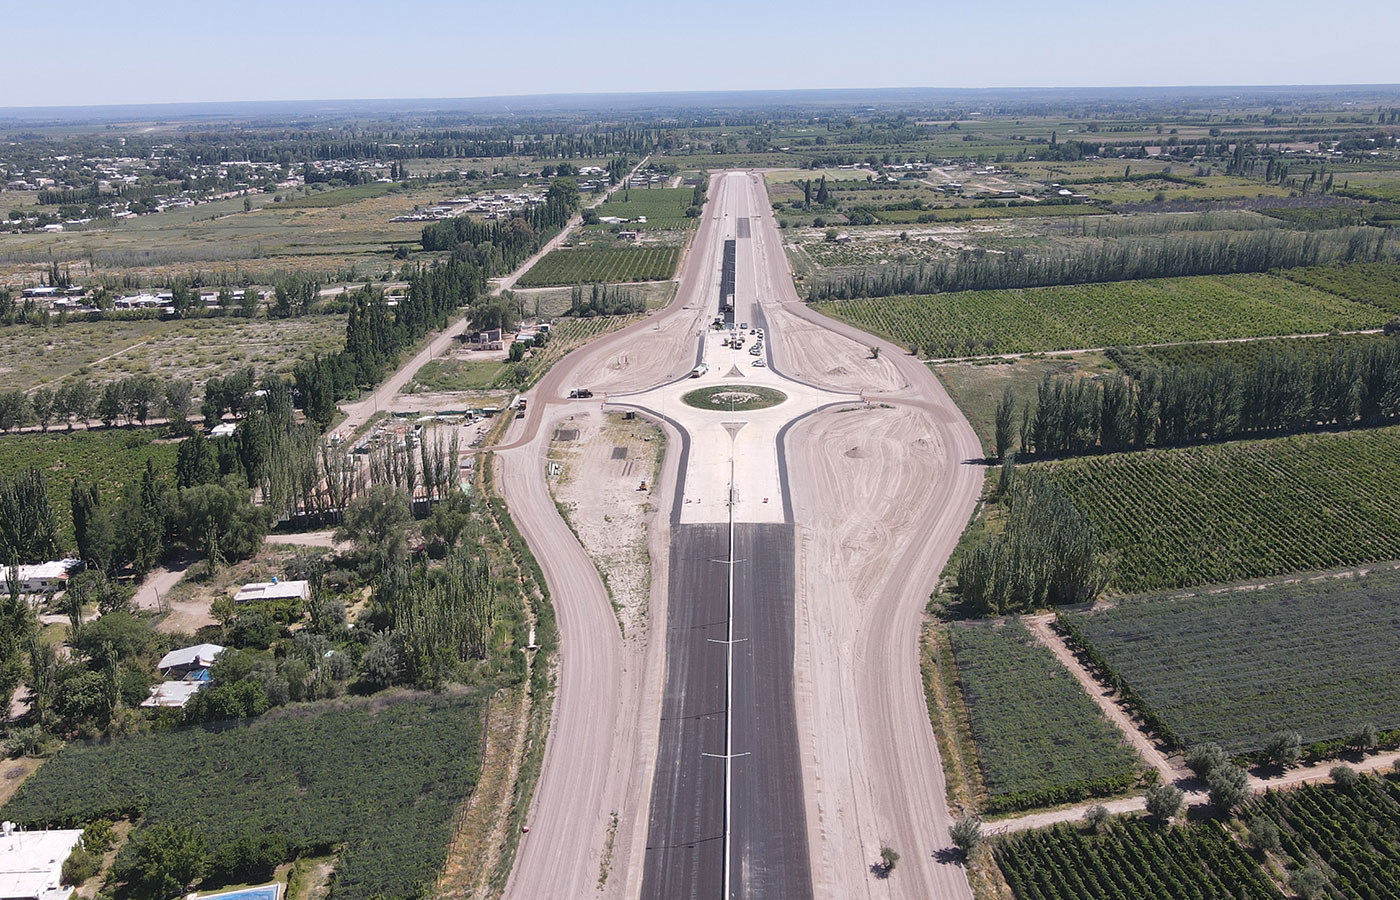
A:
[690, 363, 709, 378]
[515, 397, 528, 418]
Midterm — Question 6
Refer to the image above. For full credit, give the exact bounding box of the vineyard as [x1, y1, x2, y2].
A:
[994, 819, 1284, 900]
[948, 620, 1139, 812]
[1, 692, 484, 900]
[0, 427, 178, 548]
[1060, 568, 1400, 753]
[1106, 332, 1393, 379]
[812, 273, 1382, 358]
[516, 247, 680, 287]
[1281, 260, 1400, 314]
[1250, 777, 1400, 898]
[1038, 426, 1400, 593]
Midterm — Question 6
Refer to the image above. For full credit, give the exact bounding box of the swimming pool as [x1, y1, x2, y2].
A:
[200, 885, 280, 900]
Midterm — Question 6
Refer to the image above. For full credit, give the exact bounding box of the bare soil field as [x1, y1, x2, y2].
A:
[547, 409, 664, 638]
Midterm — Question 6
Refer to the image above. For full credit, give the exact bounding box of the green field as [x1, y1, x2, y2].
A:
[948, 620, 1139, 812]
[813, 273, 1385, 358]
[1038, 426, 1400, 593]
[1, 692, 483, 900]
[1251, 777, 1400, 896]
[0, 427, 178, 548]
[995, 819, 1284, 900]
[1060, 568, 1400, 754]
[589, 187, 696, 228]
[516, 247, 680, 287]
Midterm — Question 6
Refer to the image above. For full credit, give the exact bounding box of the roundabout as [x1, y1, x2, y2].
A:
[681, 384, 788, 410]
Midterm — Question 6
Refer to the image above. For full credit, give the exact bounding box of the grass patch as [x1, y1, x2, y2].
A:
[516, 247, 679, 287]
[680, 386, 787, 411]
[1, 692, 484, 900]
[1038, 425, 1400, 593]
[948, 619, 1139, 813]
[814, 273, 1384, 358]
[1061, 567, 1400, 754]
[412, 358, 505, 392]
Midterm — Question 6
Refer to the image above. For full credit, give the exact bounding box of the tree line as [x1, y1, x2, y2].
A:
[996, 336, 1400, 460]
[568, 283, 645, 316]
[807, 227, 1393, 300]
[0, 376, 198, 434]
[954, 465, 1112, 615]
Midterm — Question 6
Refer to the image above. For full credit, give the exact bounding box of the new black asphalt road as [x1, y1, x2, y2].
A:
[641, 523, 812, 900]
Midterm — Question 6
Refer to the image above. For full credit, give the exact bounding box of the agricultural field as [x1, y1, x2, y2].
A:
[995, 819, 1284, 900]
[1060, 568, 1400, 754]
[589, 187, 696, 229]
[0, 314, 347, 392]
[1039, 425, 1400, 593]
[487, 313, 646, 389]
[1250, 777, 1400, 897]
[515, 247, 680, 287]
[948, 620, 1139, 812]
[1, 692, 484, 900]
[1281, 260, 1400, 313]
[0, 427, 177, 547]
[812, 273, 1385, 358]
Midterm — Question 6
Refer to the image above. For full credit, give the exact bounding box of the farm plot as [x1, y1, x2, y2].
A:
[812, 273, 1383, 358]
[948, 620, 1139, 812]
[516, 247, 680, 287]
[1250, 777, 1400, 897]
[1039, 426, 1400, 593]
[1, 692, 484, 900]
[995, 819, 1283, 900]
[1060, 568, 1400, 754]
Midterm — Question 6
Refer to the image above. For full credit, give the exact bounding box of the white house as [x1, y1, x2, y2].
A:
[156, 643, 225, 678]
[234, 579, 310, 604]
[0, 560, 81, 595]
[0, 823, 84, 900]
[140, 681, 205, 709]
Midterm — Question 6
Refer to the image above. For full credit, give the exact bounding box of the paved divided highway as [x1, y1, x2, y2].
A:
[498, 170, 980, 900]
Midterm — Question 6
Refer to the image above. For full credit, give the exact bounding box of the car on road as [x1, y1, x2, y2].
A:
[753, 359, 766, 367]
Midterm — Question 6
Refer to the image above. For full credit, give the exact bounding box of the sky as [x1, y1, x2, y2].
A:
[5, 0, 1400, 108]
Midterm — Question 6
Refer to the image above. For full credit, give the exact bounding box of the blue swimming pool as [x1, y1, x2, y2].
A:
[201, 886, 280, 900]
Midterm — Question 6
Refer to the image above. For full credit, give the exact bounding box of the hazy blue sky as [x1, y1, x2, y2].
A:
[7, 0, 1399, 107]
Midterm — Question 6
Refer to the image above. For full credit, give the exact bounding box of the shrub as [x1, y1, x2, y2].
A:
[1248, 816, 1282, 853]
[950, 817, 983, 856]
[61, 847, 100, 885]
